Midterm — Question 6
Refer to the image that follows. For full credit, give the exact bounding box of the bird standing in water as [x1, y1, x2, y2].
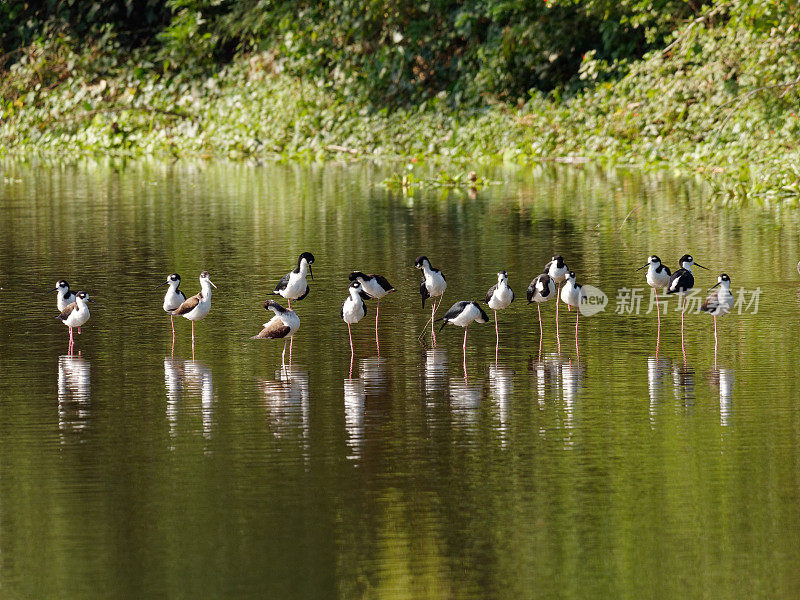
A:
[559, 271, 585, 358]
[154, 273, 186, 352]
[415, 255, 447, 346]
[544, 256, 568, 351]
[667, 254, 708, 361]
[169, 271, 217, 359]
[438, 300, 490, 379]
[55, 291, 95, 355]
[527, 271, 556, 357]
[636, 255, 671, 354]
[486, 270, 514, 353]
[349, 271, 394, 351]
[700, 273, 734, 368]
[252, 300, 300, 372]
[273, 252, 315, 308]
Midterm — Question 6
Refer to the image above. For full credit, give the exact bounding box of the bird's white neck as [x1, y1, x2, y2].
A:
[76, 297, 89, 311]
[297, 260, 309, 276]
[681, 262, 693, 272]
[349, 288, 362, 301]
[421, 263, 435, 277]
[200, 280, 213, 299]
[497, 276, 508, 289]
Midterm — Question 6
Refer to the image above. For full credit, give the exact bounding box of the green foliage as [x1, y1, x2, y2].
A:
[2, 0, 800, 203]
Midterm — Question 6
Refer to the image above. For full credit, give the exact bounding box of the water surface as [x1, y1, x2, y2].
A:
[0, 161, 799, 599]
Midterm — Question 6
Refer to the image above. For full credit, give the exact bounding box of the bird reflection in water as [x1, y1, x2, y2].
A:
[163, 358, 215, 445]
[561, 359, 584, 445]
[344, 377, 365, 461]
[672, 362, 695, 413]
[647, 356, 671, 427]
[343, 356, 388, 462]
[423, 349, 449, 396]
[260, 366, 310, 455]
[58, 354, 91, 441]
[488, 361, 514, 446]
[449, 376, 483, 428]
[708, 367, 734, 427]
[528, 353, 561, 407]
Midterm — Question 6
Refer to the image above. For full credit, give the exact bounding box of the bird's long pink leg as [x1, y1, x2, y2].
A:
[281, 339, 288, 377]
[192, 321, 196, 360]
[348, 323, 354, 355]
[655, 288, 661, 358]
[575, 308, 580, 361]
[376, 299, 381, 354]
[556, 282, 562, 354]
[537, 303, 543, 359]
[68, 327, 74, 355]
[171, 315, 176, 355]
[431, 300, 438, 347]
[681, 296, 686, 363]
[714, 315, 718, 369]
[463, 325, 469, 381]
[289, 336, 294, 366]
[78, 327, 81, 335]
[287, 298, 291, 309]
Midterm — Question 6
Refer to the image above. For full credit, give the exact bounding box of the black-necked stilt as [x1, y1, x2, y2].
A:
[341, 280, 367, 360]
[252, 299, 301, 370]
[700, 273, 734, 367]
[55, 291, 95, 354]
[636, 255, 672, 352]
[273, 252, 315, 308]
[169, 270, 217, 357]
[527, 272, 556, 349]
[154, 273, 186, 350]
[49, 280, 76, 312]
[415, 255, 447, 345]
[667, 254, 707, 360]
[559, 271, 585, 357]
[349, 271, 394, 350]
[638, 255, 672, 290]
[437, 301, 489, 348]
[485, 271, 514, 349]
[545, 256, 568, 349]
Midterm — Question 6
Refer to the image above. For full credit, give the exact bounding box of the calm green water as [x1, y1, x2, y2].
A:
[0, 161, 799, 599]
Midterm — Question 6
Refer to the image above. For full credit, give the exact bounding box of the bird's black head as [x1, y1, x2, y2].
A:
[719, 273, 730, 282]
[678, 254, 692, 266]
[567, 270, 575, 279]
[169, 273, 181, 282]
[299, 252, 315, 265]
[349, 271, 367, 282]
[57, 280, 69, 289]
[414, 255, 429, 269]
[552, 255, 565, 267]
[263, 299, 280, 311]
[649, 255, 661, 264]
[76, 291, 88, 300]
[200, 270, 211, 278]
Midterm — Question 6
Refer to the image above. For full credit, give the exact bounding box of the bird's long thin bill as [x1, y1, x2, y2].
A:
[209, 280, 218, 289]
[709, 282, 721, 289]
[694, 263, 708, 269]
[152, 281, 169, 290]
[45, 288, 58, 294]
[309, 266, 314, 280]
[635, 264, 649, 271]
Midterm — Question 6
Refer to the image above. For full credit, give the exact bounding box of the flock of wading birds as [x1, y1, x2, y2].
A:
[49, 250, 735, 365]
